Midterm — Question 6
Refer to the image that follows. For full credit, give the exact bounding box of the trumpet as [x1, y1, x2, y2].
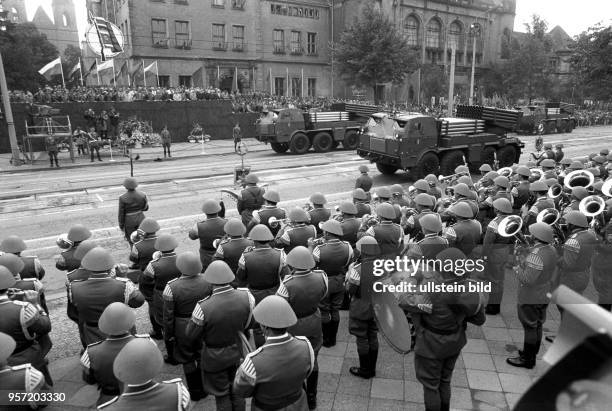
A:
[303, 203, 314, 212]
[212, 234, 229, 249]
[308, 236, 326, 248]
[438, 171, 469, 183]
[579, 195, 606, 230]
[130, 229, 145, 244]
[400, 207, 418, 217]
[268, 216, 289, 229]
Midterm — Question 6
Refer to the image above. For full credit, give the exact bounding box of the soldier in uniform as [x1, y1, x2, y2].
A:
[163, 252, 212, 401]
[479, 163, 492, 177]
[1, 235, 45, 280]
[524, 181, 555, 228]
[277, 247, 327, 410]
[98, 338, 191, 410]
[347, 237, 380, 379]
[118, 178, 149, 244]
[186, 261, 255, 410]
[274, 208, 317, 253]
[0, 253, 47, 314]
[480, 176, 513, 223]
[56, 224, 92, 272]
[214, 219, 254, 280]
[236, 225, 289, 348]
[233, 295, 314, 410]
[248, 190, 286, 238]
[360, 203, 403, 258]
[69, 248, 144, 347]
[308, 193, 331, 236]
[189, 199, 227, 271]
[507, 223, 556, 369]
[404, 214, 448, 260]
[81, 303, 139, 406]
[352, 188, 371, 218]
[561, 187, 589, 217]
[312, 220, 352, 347]
[46, 135, 60, 168]
[237, 174, 265, 227]
[512, 166, 532, 214]
[536, 144, 556, 166]
[65, 240, 97, 326]
[540, 159, 558, 180]
[425, 175, 443, 199]
[355, 165, 373, 201]
[338, 201, 361, 248]
[554, 144, 565, 163]
[374, 186, 401, 223]
[439, 183, 478, 222]
[390, 184, 410, 207]
[481, 198, 515, 315]
[403, 193, 437, 242]
[143, 234, 181, 354]
[442, 202, 482, 257]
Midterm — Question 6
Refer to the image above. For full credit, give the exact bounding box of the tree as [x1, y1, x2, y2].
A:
[333, 4, 419, 103]
[420, 64, 447, 102]
[0, 22, 59, 91]
[63, 44, 82, 85]
[569, 24, 612, 101]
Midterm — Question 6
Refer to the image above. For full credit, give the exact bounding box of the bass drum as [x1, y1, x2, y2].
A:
[372, 290, 412, 354]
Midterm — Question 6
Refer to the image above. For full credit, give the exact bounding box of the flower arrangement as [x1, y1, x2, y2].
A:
[118, 119, 161, 147]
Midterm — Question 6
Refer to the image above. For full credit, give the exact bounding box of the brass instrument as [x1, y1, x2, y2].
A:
[400, 207, 418, 217]
[308, 236, 326, 248]
[564, 170, 595, 191]
[130, 229, 145, 244]
[536, 208, 566, 244]
[360, 214, 379, 229]
[56, 234, 73, 250]
[268, 216, 289, 229]
[303, 203, 314, 212]
[212, 234, 230, 249]
[547, 183, 563, 199]
[497, 167, 514, 178]
[579, 195, 606, 230]
[602, 179, 612, 198]
[438, 171, 469, 184]
[530, 168, 544, 181]
[498, 215, 532, 257]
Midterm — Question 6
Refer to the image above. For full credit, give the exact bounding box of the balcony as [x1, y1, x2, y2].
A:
[213, 41, 228, 51]
[273, 45, 286, 54]
[232, 42, 246, 52]
[175, 39, 192, 50]
[152, 38, 169, 48]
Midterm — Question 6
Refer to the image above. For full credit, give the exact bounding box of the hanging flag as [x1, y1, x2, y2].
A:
[38, 57, 62, 80]
[95, 59, 114, 73]
[68, 61, 81, 78]
[144, 61, 157, 73]
[115, 61, 128, 83]
[88, 11, 123, 60]
[83, 61, 97, 78]
[131, 60, 143, 78]
[232, 66, 239, 92]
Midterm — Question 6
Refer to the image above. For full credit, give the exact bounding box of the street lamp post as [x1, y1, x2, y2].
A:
[0, 9, 20, 166]
[469, 23, 481, 105]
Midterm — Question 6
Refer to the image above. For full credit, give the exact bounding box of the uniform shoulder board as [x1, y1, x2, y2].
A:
[134, 334, 152, 338]
[283, 274, 294, 283]
[167, 278, 179, 285]
[114, 277, 129, 282]
[197, 295, 212, 304]
[294, 335, 309, 343]
[312, 269, 325, 275]
[272, 247, 284, 252]
[87, 340, 105, 348]
[162, 377, 183, 384]
[97, 396, 120, 409]
[243, 246, 255, 253]
[12, 300, 28, 307]
[9, 363, 31, 371]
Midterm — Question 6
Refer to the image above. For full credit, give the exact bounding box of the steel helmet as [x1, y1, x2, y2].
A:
[0, 266, 16, 289]
[484, 171, 499, 181]
[545, 178, 558, 187]
[455, 165, 469, 174]
[376, 186, 392, 199]
[479, 164, 493, 172]
[450, 202, 473, 218]
[494, 176, 510, 189]
[436, 248, 467, 276]
[492, 198, 513, 214]
[564, 211, 588, 228]
[593, 155, 606, 165]
[310, 192, 327, 205]
[390, 184, 404, 195]
[560, 158, 572, 166]
[600, 149, 610, 156]
[286, 246, 315, 270]
[413, 180, 430, 192]
[139, 218, 160, 234]
[253, 295, 297, 328]
[544, 143, 553, 150]
[176, 252, 203, 276]
[202, 199, 221, 214]
[516, 166, 531, 177]
[352, 188, 368, 200]
[529, 222, 554, 244]
[424, 174, 439, 185]
[0, 236, 27, 254]
[67, 225, 92, 242]
[358, 165, 369, 173]
[415, 193, 435, 207]
[457, 176, 473, 187]
[420, 214, 442, 233]
[529, 181, 548, 192]
[123, 177, 138, 190]
[224, 218, 246, 236]
[356, 236, 380, 256]
[0, 332, 16, 364]
[114, 338, 163, 385]
[571, 187, 589, 200]
[0, 253, 25, 276]
[249, 224, 274, 242]
[74, 240, 97, 261]
[244, 174, 259, 184]
[155, 234, 178, 252]
[263, 190, 280, 203]
[588, 167, 601, 177]
[339, 201, 358, 215]
[453, 183, 471, 197]
[569, 161, 584, 170]
[204, 260, 235, 284]
[376, 203, 396, 219]
[288, 207, 310, 223]
[321, 220, 343, 236]
[81, 247, 115, 272]
[99, 303, 136, 336]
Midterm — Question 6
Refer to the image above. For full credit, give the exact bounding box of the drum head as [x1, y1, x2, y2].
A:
[372, 291, 412, 354]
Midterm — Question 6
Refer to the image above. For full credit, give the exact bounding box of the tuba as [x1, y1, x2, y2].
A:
[537, 208, 565, 243]
[547, 183, 564, 199]
[579, 195, 606, 230]
[564, 170, 594, 191]
[602, 179, 612, 198]
[498, 215, 532, 253]
[530, 168, 544, 181]
[498, 167, 514, 178]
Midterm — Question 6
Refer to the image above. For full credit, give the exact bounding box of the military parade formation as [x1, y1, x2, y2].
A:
[1, 138, 612, 411]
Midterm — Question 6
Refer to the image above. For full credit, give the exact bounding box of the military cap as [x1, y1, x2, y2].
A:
[310, 192, 327, 205]
[74, 240, 97, 261]
[483, 171, 499, 181]
[564, 211, 589, 228]
[0, 253, 25, 276]
[375, 186, 392, 199]
[571, 187, 589, 200]
[0, 236, 27, 254]
[424, 174, 439, 185]
[376, 203, 396, 219]
[511, 164, 519, 173]
[356, 236, 381, 256]
[455, 165, 469, 174]
[457, 176, 473, 187]
[339, 201, 358, 215]
[415, 193, 435, 207]
[358, 165, 369, 173]
[600, 149, 610, 156]
[540, 159, 556, 168]
[249, 225, 274, 242]
[494, 176, 510, 189]
[202, 199, 221, 214]
[263, 190, 280, 203]
[420, 214, 442, 233]
[492, 198, 513, 214]
[544, 143, 553, 150]
[569, 161, 584, 170]
[224, 218, 246, 236]
[530, 181, 549, 192]
[123, 177, 138, 190]
[436, 248, 468, 276]
[286, 246, 315, 270]
[99, 303, 136, 336]
[0, 332, 16, 364]
[253, 295, 297, 328]
[0, 266, 16, 289]
[81, 247, 115, 272]
[155, 234, 178, 252]
[288, 207, 310, 223]
[114, 338, 163, 385]
[204, 260, 235, 284]
[529, 222, 554, 244]
[139, 218, 160, 234]
[413, 180, 430, 192]
[450, 202, 473, 218]
[453, 183, 471, 198]
[321, 220, 343, 236]
[67, 225, 92, 242]
[478, 164, 492, 173]
[560, 158, 572, 166]
[545, 178, 558, 187]
[244, 174, 259, 184]
[390, 184, 404, 195]
[516, 166, 531, 177]
[176, 252, 203, 276]
[352, 188, 368, 200]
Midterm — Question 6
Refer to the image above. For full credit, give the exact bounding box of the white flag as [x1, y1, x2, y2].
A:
[96, 59, 114, 72]
[144, 61, 157, 73]
[68, 62, 81, 78]
[38, 57, 62, 78]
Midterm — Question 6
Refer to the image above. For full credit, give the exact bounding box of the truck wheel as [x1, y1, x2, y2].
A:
[496, 146, 517, 167]
[439, 150, 465, 176]
[270, 143, 289, 153]
[331, 141, 339, 149]
[413, 152, 440, 179]
[560, 120, 569, 133]
[289, 133, 310, 154]
[546, 121, 557, 134]
[342, 131, 359, 150]
[376, 163, 398, 175]
[312, 132, 333, 152]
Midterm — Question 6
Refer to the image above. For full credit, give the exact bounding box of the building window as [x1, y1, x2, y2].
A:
[274, 77, 285, 96]
[179, 75, 192, 87]
[426, 18, 443, 49]
[291, 78, 301, 97]
[232, 25, 245, 51]
[175, 21, 190, 48]
[307, 32, 317, 55]
[404, 15, 419, 47]
[448, 21, 464, 50]
[273, 29, 285, 53]
[158, 75, 170, 87]
[212, 0, 225, 7]
[212, 24, 226, 49]
[232, 0, 245, 9]
[290, 31, 302, 54]
[151, 19, 168, 47]
[307, 78, 316, 97]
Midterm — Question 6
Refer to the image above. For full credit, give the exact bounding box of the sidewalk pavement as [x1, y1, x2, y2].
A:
[0, 139, 269, 173]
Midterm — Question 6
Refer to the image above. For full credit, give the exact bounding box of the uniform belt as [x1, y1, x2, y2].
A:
[125, 211, 143, 216]
[420, 321, 459, 336]
[296, 309, 317, 319]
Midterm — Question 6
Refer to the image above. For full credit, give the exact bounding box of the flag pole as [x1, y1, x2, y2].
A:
[60, 58, 65, 88]
[79, 62, 84, 86]
[301, 68, 304, 97]
[111, 59, 116, 88]
[143, 59, 146, 87]
[96, 59, 100, 86]
[286, 67, 289, 97]
[217, 65, 220, 88]
[269, 68, 272, 94]
[156, 61, 159, 87]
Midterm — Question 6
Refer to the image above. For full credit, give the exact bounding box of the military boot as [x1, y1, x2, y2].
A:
[306, 370, 318, 410]
[349, 353, 373, 379]
[369, 349, 378, 378]
[507, 344, 536, 369]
